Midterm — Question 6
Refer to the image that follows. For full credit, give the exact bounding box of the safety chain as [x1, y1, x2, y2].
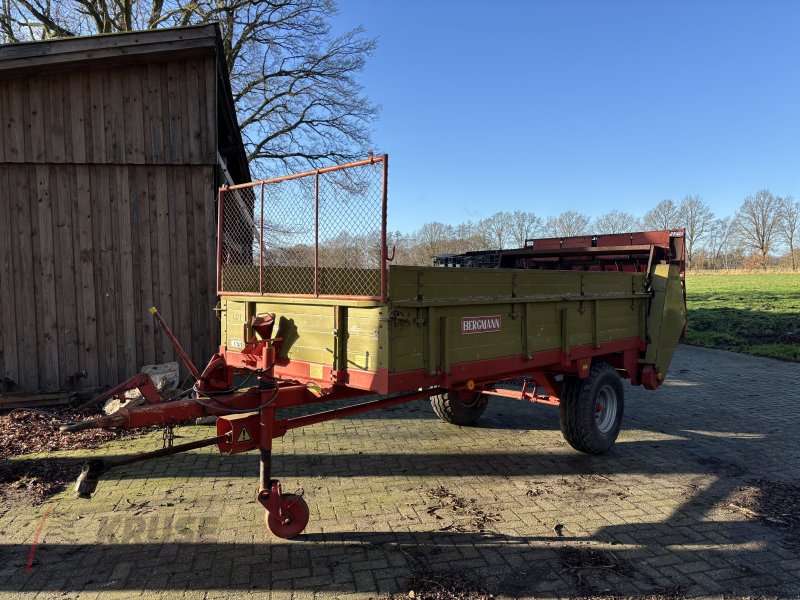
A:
[162, 424, 175, 448]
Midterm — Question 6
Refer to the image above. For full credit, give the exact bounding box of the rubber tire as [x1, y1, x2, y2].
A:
[559, 362, 624, 454]
[431, 390, 488, 426]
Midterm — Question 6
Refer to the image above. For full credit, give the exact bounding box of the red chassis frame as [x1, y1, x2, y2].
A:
[64, 311, 648, 539]
[66, 334, 447, 539]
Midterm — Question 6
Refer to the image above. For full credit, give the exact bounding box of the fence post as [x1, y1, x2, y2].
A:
[216, 187, 224, 294]
[259, 183, 265, 295]
[314, 171, 320, 297]
[381, 155, 389, 302]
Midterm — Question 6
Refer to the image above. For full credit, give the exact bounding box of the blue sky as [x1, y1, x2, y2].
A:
[333, 1, 800, 233]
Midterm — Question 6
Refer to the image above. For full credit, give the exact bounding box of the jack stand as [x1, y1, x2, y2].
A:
[255, 405, 309, 539]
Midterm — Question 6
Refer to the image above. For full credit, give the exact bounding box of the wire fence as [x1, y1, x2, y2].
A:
[217, 156, 388, 300]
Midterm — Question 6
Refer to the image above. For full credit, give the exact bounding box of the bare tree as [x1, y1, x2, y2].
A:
[677, 195, 714, 270]
[507, 210, 542, 247]
[777, 197, 799, 271]
[593, 210, 641, 235]
[1, 0, 379, 174]
[704, 217, 734, 269]
[734, 190, 784, 268]
[451, 221, 485, 254]
[545, 211, 591, 238]
[412, 221, 454, 265]
[479, 212, 514, 249]
[642, 199, 681, 231]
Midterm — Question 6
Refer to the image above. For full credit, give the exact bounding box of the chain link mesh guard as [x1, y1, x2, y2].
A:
[218, 157, 387, 300]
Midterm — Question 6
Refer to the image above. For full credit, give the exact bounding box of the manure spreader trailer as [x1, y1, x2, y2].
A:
[63, 155, 686, 538]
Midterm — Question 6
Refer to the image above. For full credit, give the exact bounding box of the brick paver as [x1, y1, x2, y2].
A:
[1, 344, 799, 598]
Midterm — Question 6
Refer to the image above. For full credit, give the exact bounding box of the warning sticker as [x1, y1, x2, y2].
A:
[236, 427, 252, 443]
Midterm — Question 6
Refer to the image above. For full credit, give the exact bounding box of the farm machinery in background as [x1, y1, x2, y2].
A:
[61, 155, 686, 538]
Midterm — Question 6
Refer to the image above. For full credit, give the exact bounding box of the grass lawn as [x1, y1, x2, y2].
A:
[685, 272, 800, 362]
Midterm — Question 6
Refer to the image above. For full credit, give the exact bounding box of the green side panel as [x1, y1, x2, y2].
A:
[219, 296, 386, 373]
[597, 298, 644, 342]
[437, 304, 522, 364]
[513, 271, 583, 297]
[261, 301, 334, 364]
[525, 303, 560, 352]
[344, 307, 388, 371]
[388, 311, 426, 372]
[387, 267, 421, 303]
[219, 263, 675, 385]
[643, 264, 686, 379]
[416, 269, 514, 301]
[388, 265, 647, 303]
[562, 302, 593, 350]
[222, 300, 248, 350]
[386, 266, 650, 376]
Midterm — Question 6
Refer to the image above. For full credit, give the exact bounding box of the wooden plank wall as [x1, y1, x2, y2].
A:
[0, 58, 215, 166]
[0, 56, 220, 391]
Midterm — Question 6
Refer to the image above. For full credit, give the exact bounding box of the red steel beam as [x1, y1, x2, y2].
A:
[483, 386, 560, 406]
[149, 307, 202, 381]
[276, 388, 439, 435]
[223, 155, 387, 191]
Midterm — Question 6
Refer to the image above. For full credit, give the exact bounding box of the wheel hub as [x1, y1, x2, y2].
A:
[594, 385, 618, 434]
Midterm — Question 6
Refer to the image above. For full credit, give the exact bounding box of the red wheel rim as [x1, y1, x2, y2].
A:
[265, 494, 310, 539]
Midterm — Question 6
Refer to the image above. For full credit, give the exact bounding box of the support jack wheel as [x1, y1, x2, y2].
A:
[265, 494, 310, 539]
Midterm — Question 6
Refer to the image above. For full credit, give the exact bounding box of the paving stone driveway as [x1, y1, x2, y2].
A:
[1, 344, 799, 599]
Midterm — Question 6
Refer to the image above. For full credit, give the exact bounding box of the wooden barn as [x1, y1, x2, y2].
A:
[0, 24, 250, 393]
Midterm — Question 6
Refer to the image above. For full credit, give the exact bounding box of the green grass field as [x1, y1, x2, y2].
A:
[685, 272, 800, 362]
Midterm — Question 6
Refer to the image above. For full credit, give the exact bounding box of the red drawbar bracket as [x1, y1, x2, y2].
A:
[76, 372, 164, 411]
[150, 307, 202, 380]
[217, 413, 261, 454]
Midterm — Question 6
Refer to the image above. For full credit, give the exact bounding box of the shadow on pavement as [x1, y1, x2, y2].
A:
[1, 516, 795, 596]
[2, 347, 798, 597]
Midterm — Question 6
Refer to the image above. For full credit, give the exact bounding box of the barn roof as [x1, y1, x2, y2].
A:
[0, 23, 250, 183]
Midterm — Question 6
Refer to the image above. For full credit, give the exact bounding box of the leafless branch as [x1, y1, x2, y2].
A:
[678, 195, 714, 269]
[1, 0, 379, 174]
[642, 199, 680, 231]
[776, 197, 798, 271]
[593, 210, 641, 235]
[546, 211, 591, 237]
[734, 189, 784, 268]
